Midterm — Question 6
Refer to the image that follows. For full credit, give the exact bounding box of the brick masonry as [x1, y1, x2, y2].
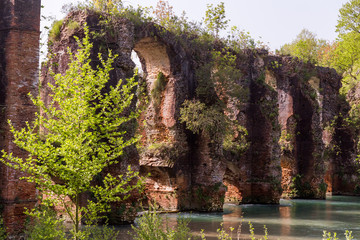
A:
[0, 0, 41, 236]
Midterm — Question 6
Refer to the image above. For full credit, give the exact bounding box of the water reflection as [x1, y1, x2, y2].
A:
[117, 196, 360, 239]
[279, 205, 291, 236]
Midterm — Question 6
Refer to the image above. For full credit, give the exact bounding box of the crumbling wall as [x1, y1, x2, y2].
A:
[274, 59, 341, 199]
[36, 10, 355, 227]
[0, 0, 40, 235]
[43, 10, 347, 213]
[326, 79, 360, 195]
[224, 51, 282, 204]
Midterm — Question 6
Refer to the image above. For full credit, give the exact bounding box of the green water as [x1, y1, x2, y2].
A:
[117, 195, 360, 239]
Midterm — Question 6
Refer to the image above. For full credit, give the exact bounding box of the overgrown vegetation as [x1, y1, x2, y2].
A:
[57, 0, 261, 160]
[322, 230, 354, 240]
[25, 207, 66, 240]
[49, 19, 64, 42]
[278, 29, 327, 64]
[151, 72, 167, 110]
[1, 26, 143, 239]
[132, 205, 271, 240]
[0, 218, 6, 240]
[180, 45, 249, 154]
[278, 0, 360, 190]
[11, 0, 360, 238]
[131, 205, 192, 240]
[180, 100, 227, 139]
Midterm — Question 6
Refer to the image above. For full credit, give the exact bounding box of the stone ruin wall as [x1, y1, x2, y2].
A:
[1, 2, 360, 235]
[0, 0, 41, 235]
[43, 10, 351, 211]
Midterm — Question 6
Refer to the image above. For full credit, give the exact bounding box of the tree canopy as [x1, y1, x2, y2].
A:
[278, 29, 327, 64]
[1, 26, 142, 239]
[337, 0, 360, 34]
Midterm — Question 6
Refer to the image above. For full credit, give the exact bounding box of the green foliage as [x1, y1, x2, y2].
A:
[194, 47, 247, 106]
[288, 174, 316, 198]
[204, 2, 229, 38]
[24, 206, 120, 240]
[317, 41, 338, 68]
[331, 1, 360, 103]
[1, 27, 143, 239]
[181, 46, 248, 156]
[318, 180, 328, 196]
[216, 223, 235, 240]
[323, 230, 354, 240]
[180, 100, 227, 138]
[333, 32, 360, 96]
[278, 29, 326, 64]
[223, 124, 249, 155]
[66, 19, 80, 31]
[226, 26, 267, 51]
[86, 0, 124, 14]
[288, 175, 301, 198]
[131, 205, 192, 240]
[279, 129, 295, 153]
[248, 222, 268, 240]
[144, 142, 184, 167]
[151, 72, 167, 109]
[337, 0, 360, 34]
[210, 49, 243, 100]
[0, 218, 6, 240]
[118, 5, 153, 27]
[133, 211, 358, 240]
[62, 0, 153, 27]
[132, 206, 274, 240]
[49, 20, 64, 42]
[80, 225, 119, 240]
[25, 207, 66, 240]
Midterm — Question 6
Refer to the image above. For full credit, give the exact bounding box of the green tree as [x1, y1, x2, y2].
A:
[0, 26, 142, 239]
[279, 29, 326, 64]
[94, 0, 122, 13]
[333, 1, 360, 94]
[337, 0, 360, 34]
[226, 26, 267, 51]
[204, 2, 229, 38]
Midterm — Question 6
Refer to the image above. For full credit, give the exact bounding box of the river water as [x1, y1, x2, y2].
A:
[116, 195, 360, 239]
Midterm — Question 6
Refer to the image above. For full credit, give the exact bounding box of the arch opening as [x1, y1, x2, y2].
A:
[133, 37, 188, 211]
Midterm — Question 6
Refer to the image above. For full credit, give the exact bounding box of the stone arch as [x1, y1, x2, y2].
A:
[133, 35, 191, 210]
[134, 37, 175, 140]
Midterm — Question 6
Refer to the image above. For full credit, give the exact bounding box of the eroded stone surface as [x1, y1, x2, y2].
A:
[42, 11, 348, 211]
[2, 6, 352, 233]
[0, 0, 40, 236]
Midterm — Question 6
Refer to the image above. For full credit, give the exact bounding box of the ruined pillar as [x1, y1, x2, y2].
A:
[276, 59, 338, 199]
[0, 0, 40, 235]
[134, 35, 193, 211]
[224, 52, 282, 205]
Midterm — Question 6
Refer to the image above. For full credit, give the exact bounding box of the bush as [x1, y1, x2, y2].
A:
[0, 218, 7, 240]
[66, 19, 80, 31]
[80, 225, 119, 240]
[151, 72, 167, 109]
[131, 205, 192, 240]
[25, 207, 66, 240]
[24, 206, 120, 240]
[180, 100, 227, 138]
[49, 20, 64, 42]
[323, 230, 353, 240]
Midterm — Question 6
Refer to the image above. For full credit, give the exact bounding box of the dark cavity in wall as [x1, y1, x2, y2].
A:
[293, 80, 314, 178]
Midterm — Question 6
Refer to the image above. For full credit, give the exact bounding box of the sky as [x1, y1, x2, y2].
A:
[41, 0, 349, 51]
